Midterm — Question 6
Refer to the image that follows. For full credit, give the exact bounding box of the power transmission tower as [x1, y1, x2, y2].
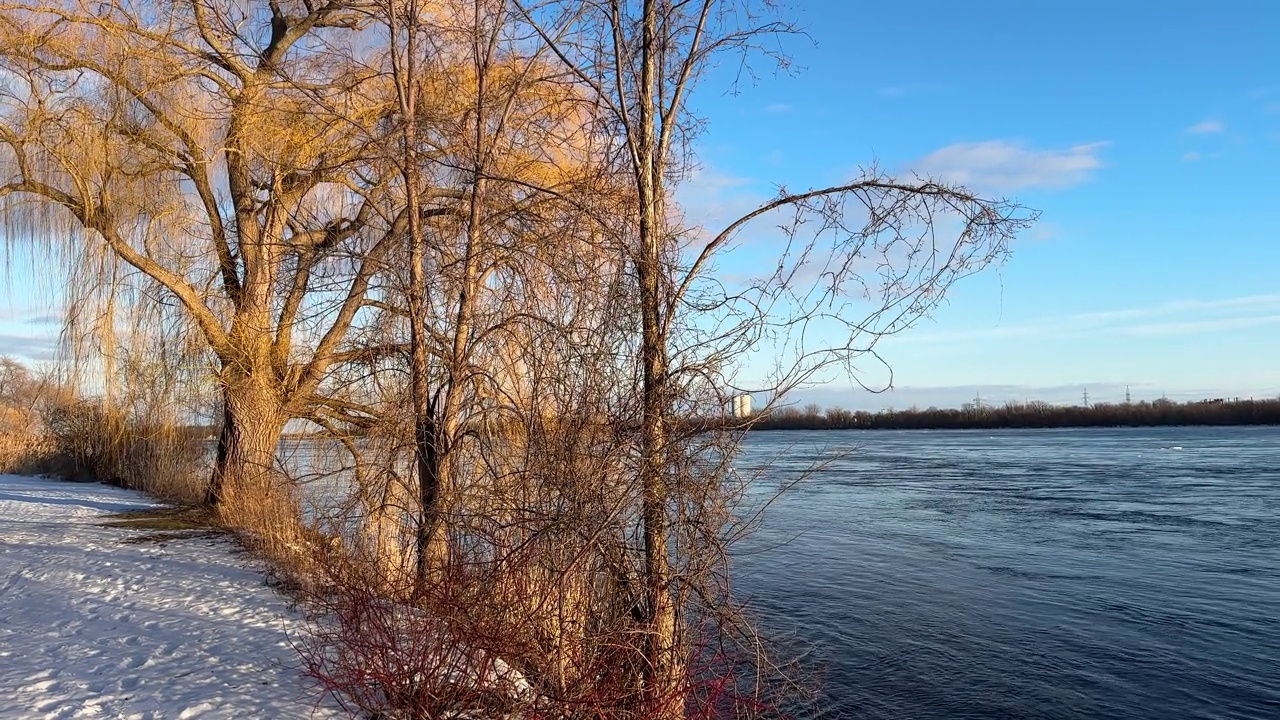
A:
[1082, 387, 1090, 408]
[1125, 385, 1131, 404]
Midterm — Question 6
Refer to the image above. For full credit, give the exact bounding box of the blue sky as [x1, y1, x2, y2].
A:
[2, 1, 1278, 410]
[677, 0, 1280, 409]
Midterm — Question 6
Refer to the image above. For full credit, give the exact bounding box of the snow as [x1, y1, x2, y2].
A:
[0, 474, 342, 719]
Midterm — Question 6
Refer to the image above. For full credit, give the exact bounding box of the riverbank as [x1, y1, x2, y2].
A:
[750, 396, 1280, 431]
[0, 474, 340, 718]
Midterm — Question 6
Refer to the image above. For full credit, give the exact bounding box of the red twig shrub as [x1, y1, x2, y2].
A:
[296, 550, 539, 719]
[296, 543, 800, 719]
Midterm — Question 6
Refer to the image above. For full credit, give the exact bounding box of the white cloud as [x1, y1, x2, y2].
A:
[1071, 294, 1280, 322]
[878, 87, 906, 97]
[675, 167, 764, 236]
[764, 103, 792, 113]
[0, 332, 56, 361]
[913, 140, 1106, 192]
[1182, 151, 1201, 162]
[894, 293, 1280, 346]
[1026, 222, 1061, 243]
[1124, 314, 1280, 337]
[1187, 119, 1224, 134]
[0, 301, 59, 361]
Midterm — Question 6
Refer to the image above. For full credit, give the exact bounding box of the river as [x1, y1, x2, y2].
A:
[732, 427, 1280, 719]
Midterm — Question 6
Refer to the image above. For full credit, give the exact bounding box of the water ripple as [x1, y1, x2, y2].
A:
[733, 426, 1280, 719]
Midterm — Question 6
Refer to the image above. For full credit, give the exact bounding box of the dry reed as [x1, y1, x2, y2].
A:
[40, 398, 208, 505]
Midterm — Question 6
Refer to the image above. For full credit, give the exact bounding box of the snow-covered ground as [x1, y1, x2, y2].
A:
[0, 474, 342, 719]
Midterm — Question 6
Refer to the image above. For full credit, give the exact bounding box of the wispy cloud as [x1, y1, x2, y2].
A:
[676, 167, 764, 235]
[1182, 151, 1201, 162]
[1026, 222, 1061, 243]
[0, 332, 56, 361]
[896, 293, 1280, 345]
[0, 302, 60, 361]
[913, 140, 1106, 192]
[878, 87, 906, 98]
[1124, 314, 1280, 337]
[0, 299, 61, 322]
[1069, 294, 1280, 323]
[1187, 119, 1224, 134]
[0, 303, 50, 323]
[764, 103, 792, 113]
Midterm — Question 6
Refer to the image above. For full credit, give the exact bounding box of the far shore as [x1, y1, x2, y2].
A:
[745, 396, 1280, 432]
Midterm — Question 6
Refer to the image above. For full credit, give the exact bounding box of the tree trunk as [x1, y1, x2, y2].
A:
[638, 254, 681, 717]
[635, 0, 681, 713]
[207, 372, 287, 507]
[390, 5, 451, 591]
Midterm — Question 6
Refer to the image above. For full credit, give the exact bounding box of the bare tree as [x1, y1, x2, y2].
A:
[511, 0, 1036, 715]
[304, 0, 638, 591]
[0, 355, 57, 431]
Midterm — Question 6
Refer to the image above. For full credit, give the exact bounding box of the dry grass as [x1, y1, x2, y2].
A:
[215, 470, 301, 549]
[10, 391, 328, 591]
[0, 431, 60, 475]
[39, 399, 209, 505]
[214, 469, 339, 595]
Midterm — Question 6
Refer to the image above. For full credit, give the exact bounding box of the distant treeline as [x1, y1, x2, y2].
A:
[750, 397, 1280, 430]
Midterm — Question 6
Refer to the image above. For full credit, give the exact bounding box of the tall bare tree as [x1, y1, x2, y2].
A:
[513, 0, 1036, 714]
[319, 0, 635, 589]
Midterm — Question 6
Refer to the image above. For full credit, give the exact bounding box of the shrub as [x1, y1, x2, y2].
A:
[292, 532, 797, 720]
[295, 547, 542, 719]
[214, 464, 317, 583]
[40, 398, 208, 505]
[0, 431, 59, 475]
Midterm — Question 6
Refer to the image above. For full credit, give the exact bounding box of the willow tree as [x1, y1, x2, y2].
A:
[0, 0, 410, 504]
[514, 0, 1036, 715]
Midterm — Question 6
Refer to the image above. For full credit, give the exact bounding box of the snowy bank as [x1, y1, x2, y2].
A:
[0, 474, 341, 719]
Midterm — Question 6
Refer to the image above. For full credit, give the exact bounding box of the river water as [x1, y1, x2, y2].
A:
[731, 427, 1280, 719]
